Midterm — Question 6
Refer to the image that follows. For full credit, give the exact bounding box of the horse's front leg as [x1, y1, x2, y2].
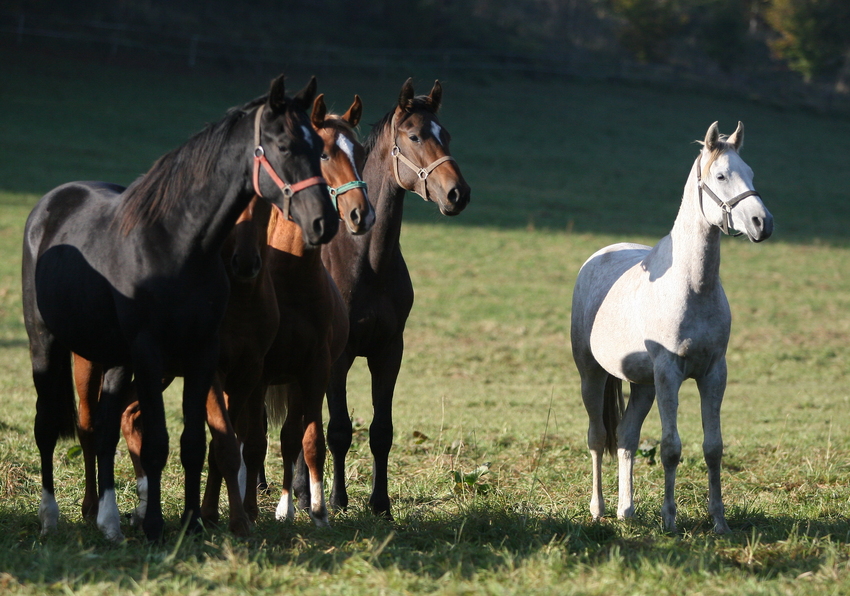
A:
[300, 365, 330, 527]
[366, 336, 403, 520]
[202, 375, 252, 537]
[696, 359, 731, 534]
[94, 365, 132, 542]
[324, 349, 355, 512]
[132, 344, 169, 542]
[180, 346, 220, 534]
[276, 385, 303, 523]
[617, 382, 656, 520]
[654, 363, 684, 533]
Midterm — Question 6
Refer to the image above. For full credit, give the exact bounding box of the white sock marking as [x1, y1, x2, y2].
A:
[97, 489, 124, 542]
[39, 489, 59, 535]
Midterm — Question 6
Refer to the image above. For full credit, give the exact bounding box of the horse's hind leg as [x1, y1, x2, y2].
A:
[697, 360, 730, 534]
[32, 339, 77, 535]
[617, 383, 656, 519]
[579, 365, 610, 521]
[73, 354, 102, 522]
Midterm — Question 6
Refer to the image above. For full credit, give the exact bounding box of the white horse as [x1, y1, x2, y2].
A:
[570, 121, 773, 533]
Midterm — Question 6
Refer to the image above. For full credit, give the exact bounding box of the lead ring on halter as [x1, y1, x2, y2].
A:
[389, 112, 456, 202]
[252, 104, 327, 219]
[696, 153, 760, 237]
[328, 180, 368, 211]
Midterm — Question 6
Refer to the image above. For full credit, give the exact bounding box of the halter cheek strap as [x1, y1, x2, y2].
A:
[696, 153, 760, 237]
[389, 112, 456, 202]
[252, 104, 326, 219]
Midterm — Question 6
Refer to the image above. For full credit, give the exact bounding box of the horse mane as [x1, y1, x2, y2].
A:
[118, 95, 300, 234]
[363, 95, 437, 157]
[698, 135, 735, 179]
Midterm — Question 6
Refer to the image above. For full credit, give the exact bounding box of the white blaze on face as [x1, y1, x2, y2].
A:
[430, 121, 443, 145]
[336, 133, 361, 180]
[301, 125, 314, 148]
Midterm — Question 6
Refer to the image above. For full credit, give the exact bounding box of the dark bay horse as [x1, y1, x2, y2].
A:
[310, 78, 471, 519]
[200, 92, 374, 526]
[23, 75, 337, 542]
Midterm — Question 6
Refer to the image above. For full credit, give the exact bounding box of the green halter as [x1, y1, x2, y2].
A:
[327, 180, 368, 209]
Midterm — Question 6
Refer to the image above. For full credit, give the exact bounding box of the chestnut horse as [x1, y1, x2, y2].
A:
[23, 75, 337, 542]
[307, 79, 471, 519]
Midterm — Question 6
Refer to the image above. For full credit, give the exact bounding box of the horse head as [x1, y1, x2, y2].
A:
[389, 78, 470, 216]
[311, 94, 375, 235]
[253, 75, 339, 246]
[699, 121, 773, 242]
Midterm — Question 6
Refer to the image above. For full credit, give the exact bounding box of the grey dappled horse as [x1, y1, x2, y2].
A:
[570, 121, 773, 533]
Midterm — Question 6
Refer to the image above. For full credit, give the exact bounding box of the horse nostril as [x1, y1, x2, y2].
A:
[231, 253, 241, 273]
[349, 209, 361, 226]
[312, 217, 325, 238]
[447, 187, 460, 205]
[252, 254, 262, 275]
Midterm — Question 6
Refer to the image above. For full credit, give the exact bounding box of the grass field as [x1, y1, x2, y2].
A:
[1, 44, 849, 594]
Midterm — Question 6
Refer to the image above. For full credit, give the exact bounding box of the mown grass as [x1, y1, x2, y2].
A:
[0, 44, 849, 594]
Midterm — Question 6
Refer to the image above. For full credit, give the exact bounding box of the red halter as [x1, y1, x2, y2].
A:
[252, 104, 326, 219]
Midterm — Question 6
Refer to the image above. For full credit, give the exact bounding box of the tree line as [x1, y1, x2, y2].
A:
[8, 0, 850, 89]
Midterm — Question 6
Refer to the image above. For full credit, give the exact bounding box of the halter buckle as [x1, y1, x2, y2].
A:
[254, 146, 265, 158]
[417, 168, 429, 180]
[391, 146, 400, 157]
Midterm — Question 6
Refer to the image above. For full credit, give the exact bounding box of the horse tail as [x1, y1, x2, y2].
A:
[603, 375, 624, 456]
[264, 384, 291, 428]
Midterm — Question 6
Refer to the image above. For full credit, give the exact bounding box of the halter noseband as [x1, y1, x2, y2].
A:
[327, 180, 368, 211]
[696, 152, 760, 237]
[389, 111, 456, 202]
[252, 104, 327, 219]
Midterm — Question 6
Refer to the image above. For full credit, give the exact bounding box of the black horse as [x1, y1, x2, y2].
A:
[23, 75, 337, 542]
[304, 79, 470, 518]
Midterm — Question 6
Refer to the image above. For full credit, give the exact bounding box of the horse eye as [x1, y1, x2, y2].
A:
[409, 134, 420, 143]
[320, 153, 329, 161]
[716, 173, 726, 180]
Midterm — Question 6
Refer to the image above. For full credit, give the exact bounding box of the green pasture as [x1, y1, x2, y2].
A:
[0, 46, 849, 594]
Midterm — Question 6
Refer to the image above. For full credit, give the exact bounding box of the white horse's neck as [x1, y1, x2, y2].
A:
[667, 155, 723, 294]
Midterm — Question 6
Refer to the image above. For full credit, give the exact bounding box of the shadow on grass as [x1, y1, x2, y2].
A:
[1, 500, 849, 587]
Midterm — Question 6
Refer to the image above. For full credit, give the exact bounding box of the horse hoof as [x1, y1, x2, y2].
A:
[229, 516, 253, 538]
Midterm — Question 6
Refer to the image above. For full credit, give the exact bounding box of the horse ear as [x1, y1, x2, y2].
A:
[268, 74, 287, 112]
[311, 93, 327, 129]
[398, 78, 415, 111]
[342, 95, 363, 127]
[704, 121, 720, 151]
[293, 76, 318, 111]
[727, 121, 744, 151]
[427, 80, 442, 112]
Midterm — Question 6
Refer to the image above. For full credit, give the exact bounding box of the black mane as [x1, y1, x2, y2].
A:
[118, 96, 269, 234]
